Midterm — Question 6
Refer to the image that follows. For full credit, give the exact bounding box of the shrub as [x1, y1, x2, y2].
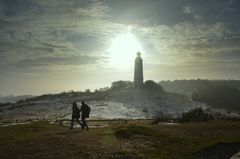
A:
[144, 80, 164, 91]
[179, 108, 213, 123]
[152, 111, 173, 124]
[111, 81, 133, 90]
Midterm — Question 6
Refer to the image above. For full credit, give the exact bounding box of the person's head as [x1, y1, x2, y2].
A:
[81, 101, 85, 105]
[72, 102, 77, 107]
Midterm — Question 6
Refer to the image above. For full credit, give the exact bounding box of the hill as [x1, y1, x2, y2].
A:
[192, 84, 240, 111]
[0, 80, 204, 120]
[159, 79, 240, 97]
[160, 79, 240, 112]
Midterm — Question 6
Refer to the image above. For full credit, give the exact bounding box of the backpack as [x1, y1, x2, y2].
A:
[85, 104, 91, 118]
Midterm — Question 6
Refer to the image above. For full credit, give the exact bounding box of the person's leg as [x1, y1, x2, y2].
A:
[81, 117, 85, 129]
[76, 118, 84, 129]
[82, 117, 89, 130]
[70, 117, 74, 129]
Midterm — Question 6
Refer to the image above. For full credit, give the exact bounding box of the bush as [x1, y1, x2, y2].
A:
[152, 111, 173, 124]
[111, 81, 133, 90]
[144, 80, 164, 91]
[179, 108, 213, 123]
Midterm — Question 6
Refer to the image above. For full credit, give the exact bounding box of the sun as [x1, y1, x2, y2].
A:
[108, 27, 143, 68]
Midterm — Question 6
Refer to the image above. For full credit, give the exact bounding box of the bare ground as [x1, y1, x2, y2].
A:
[0, 120, 240, 159]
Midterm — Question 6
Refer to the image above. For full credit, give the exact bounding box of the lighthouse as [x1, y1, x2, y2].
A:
[134, 51, 144, 86]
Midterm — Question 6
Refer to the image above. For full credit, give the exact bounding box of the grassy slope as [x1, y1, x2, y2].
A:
[0, 121, 240, 159]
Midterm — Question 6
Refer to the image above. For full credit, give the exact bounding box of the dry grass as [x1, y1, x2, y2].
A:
[0, 120, 240, 159]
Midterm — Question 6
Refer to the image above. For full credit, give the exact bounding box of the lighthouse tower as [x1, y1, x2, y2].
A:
[134, 51, 144, 86]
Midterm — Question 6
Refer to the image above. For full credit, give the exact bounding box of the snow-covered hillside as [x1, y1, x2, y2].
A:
[0, 86, 207, 120]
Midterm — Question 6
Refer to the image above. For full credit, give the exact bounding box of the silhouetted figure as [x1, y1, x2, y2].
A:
[80, 101, 91, 130]
[70, 102, 83, 129]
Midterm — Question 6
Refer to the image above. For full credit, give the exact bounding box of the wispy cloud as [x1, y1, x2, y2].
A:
[0, 0, 240, 95]
[0, 0, 126, 72]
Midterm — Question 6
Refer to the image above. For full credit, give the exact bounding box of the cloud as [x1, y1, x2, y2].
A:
[1, 0, 238, 67]
[183, 6, 202, 21]
[137, 22, 225, 53]
[133, 19, 240, 77]
[183, 6, 194, 14]
[5, 55, 107, 74]
[0, 0, 126, 72]
[0, 0, 240, 95]
[193, 14, 202, 21]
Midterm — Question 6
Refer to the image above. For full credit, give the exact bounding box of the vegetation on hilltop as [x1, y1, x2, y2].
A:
[160, 79, 240, 112]
[192, 84, 240, 111]
[159, 79, 240, 97]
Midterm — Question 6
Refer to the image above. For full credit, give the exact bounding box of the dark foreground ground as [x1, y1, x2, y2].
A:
[0, 120, 240, 159]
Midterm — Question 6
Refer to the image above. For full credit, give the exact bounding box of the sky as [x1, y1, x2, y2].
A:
[0, 0, 240, 96]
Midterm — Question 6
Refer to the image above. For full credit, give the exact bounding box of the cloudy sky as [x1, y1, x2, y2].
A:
[0, 0, 240, 95]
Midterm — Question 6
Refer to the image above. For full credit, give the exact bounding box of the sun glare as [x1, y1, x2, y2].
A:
[108, 27, 143, 68]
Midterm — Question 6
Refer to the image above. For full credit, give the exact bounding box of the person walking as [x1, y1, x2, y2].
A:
[70, 102, 83, 129]
[80, 101, 91, 130]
